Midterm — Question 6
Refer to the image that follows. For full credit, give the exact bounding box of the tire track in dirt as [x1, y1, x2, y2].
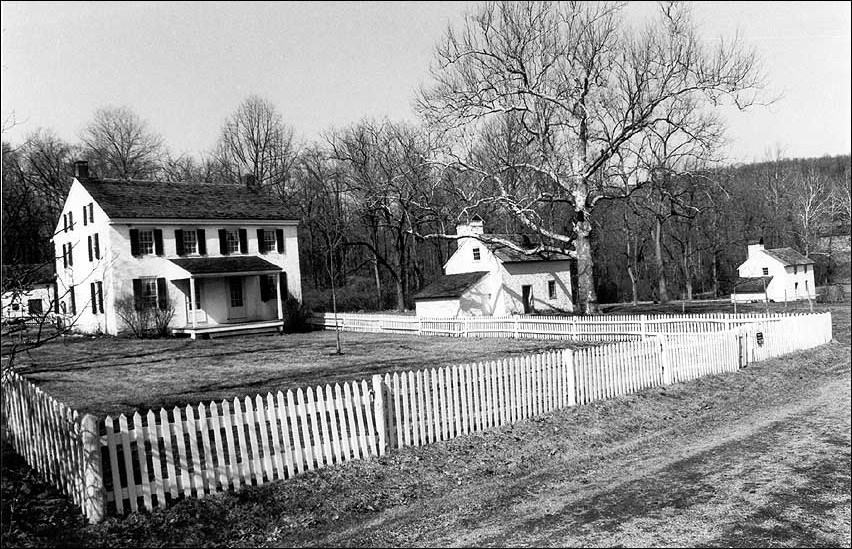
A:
[313, 364, 851, 548]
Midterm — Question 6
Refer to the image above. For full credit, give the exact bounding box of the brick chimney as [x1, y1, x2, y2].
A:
[74, 160, 89, 180]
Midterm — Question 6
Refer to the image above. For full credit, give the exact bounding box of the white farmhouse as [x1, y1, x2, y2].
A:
[53, 161, 301, 338]
[732, 241, 815, 303]
[414, 219, 574, 317]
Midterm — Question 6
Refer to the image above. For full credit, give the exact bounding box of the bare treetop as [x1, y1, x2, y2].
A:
[417, 0, 767, 313]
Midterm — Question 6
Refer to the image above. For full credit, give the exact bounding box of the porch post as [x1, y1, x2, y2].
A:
[189, 276, 198, 330]
[276, 272, 284, 322]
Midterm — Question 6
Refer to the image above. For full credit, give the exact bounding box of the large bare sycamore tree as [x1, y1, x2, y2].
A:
[418, 1, 765, 313]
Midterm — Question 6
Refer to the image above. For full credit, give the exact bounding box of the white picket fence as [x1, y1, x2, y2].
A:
[1, 312, 833, 523]
[0, 369, 103, 522]
[100, 380, 385, 515]
[310, 311, 812, 341]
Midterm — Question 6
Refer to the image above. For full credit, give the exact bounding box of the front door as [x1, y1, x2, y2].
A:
[228, 277, 247, 319]
[521, 285, 533, 314]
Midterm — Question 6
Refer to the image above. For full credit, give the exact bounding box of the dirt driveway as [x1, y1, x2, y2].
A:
[316, 360, 850, 547]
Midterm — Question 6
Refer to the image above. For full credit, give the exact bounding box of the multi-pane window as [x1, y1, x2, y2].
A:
[472, 247, 481, 261]
[263, 230, 276, 253]
[183, 230, 198, 255]
[762, 267, 769, 275]
[548, 280, 557, 299]
[226, 229, 241, 254]
[261, 274, 278, 301]
[793, 265, 798, 274]
[138, 230, 155, 255]
[142, 278, 158, 308]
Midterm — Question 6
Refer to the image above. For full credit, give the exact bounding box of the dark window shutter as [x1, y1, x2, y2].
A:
[260, 275, 270, 301]
[62, 244, 68, 268]
[69, 285, 76, 315]
[89, 203, 94, 223]
[63, 214, 68, 233]
[53, 282, 60, 313]
[91, 283, 97, 314]
[257, 229, 266, 253]
[154, 229, 164, 255]
[157, 278, 168, 310]
[68, 211, 73, 230]
[238, 229, 248, 254]
[130, 229, 140, 256]
[219, 229, 228, 255]
[94, 233, 100, 259]
[196, 229, 207, 255]
[132, 279, 143, 311]
[276, 229, 284, 253]
[175, 229, 185, 256]
[88, 236, 93, 262]
[68, 243, 73, 266]
[97, 281, 104, 314]
[83, 207, 88, 226]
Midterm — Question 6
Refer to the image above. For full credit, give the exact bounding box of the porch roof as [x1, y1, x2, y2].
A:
[169, 256, 281, 277]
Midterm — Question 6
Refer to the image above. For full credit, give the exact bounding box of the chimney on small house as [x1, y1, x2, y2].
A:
[456, 216, 484, 237]
[747, 238, 765, 258]
[74, 160, 89, 180]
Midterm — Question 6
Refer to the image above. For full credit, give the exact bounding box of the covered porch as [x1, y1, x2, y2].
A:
[168, 256, 286, 339]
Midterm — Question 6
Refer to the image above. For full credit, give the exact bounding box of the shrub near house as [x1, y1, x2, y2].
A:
[53, 161, 302, 337]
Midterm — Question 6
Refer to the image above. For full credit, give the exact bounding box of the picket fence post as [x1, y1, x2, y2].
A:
[372, 375, 386, 456]
[640, 315, 647, 340]
[659, 335, 672, 385]
[80, 413, 106, 523]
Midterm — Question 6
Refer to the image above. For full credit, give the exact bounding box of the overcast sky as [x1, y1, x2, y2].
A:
[2, 1, 850, 164]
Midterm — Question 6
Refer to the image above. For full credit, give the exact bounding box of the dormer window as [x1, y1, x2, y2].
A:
[762, 267, 769, 275]
[793, 266, 798, 274]
[472, 247, 481, 261]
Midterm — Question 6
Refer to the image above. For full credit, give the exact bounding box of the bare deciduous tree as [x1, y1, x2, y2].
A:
[80, 106, 166, 179]
[418, 1, 766, 313]
[214, 95, 298, 196]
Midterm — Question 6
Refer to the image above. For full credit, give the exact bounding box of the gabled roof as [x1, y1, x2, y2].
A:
[474, 234, 573, 263]
[733, 276, 773, 293]
[763, 247, 814, 266]
[413, 271, 488, 300]
[78, 178, 298, 221]
[169, 256, 281, 275]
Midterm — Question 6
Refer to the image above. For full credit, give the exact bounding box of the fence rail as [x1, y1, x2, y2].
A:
[1, 311, 833, 523]
[310, 311, 810, 341]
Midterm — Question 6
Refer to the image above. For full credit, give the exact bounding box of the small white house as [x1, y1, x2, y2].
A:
[732, 242, 815, 303]
[1, 264, 56, 321]
[414, 220, 574, 317]
[52, 161, 302, 338]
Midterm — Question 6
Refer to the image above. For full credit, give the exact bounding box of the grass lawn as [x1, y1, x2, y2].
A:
[2, 305, 848, 547]
[9, 330, 588, 417]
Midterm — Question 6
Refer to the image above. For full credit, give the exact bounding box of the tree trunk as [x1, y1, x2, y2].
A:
[627, 265, 638, 306]
[373, 255, 382, 310]
[574, 217, 599, 314]
[653, 217, 669, 303]
[712, 251, 719, 298]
